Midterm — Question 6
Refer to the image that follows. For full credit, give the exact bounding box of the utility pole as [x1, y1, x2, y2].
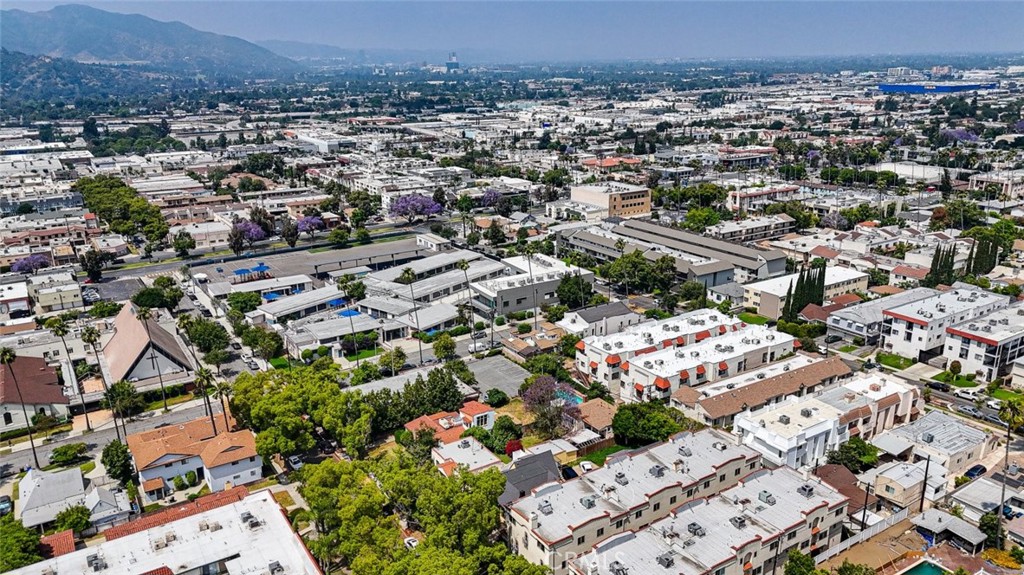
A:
[920, 455, 931, 512]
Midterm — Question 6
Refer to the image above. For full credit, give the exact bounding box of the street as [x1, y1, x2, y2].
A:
[0, 403, 221, 478]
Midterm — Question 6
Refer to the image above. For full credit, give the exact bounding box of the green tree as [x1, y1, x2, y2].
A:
[227, 291, 262, 313]
[432, 333, 456, 360]
[104, 379, 146, 418]
[555, 274, 594, 310]
[996, 398, 1024, 549]
[980, 512, 1002, 548]
[783, 549, 818, 575]
[0, 515, 42, 571]
[612, 402, 691, 446]
[185, 318, 230, 354]
[485, 223, 506, 245]
[0, 347, 40, 468]
[172, 230, 196, 257]
[683, 207, 721, 232]
[80, 248, 112, 282]
[280, 219, 299, 248]
[826, 437, 879, 472]
[48, 442, 88, 466]
[101, 440, 135, 485]
[54, 505, 92, 534]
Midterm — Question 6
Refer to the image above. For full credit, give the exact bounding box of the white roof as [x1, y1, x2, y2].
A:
[631, 324, 795, 378]
[745, 266, 868, 298]
[948, 303, 1024, 345]
[17, 468, 85, 528]
[434, 437, 501, 472]
[584, 309, 740, 357]
[884, 286, 1007, 325]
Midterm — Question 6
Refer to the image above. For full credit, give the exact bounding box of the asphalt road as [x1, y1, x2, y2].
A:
[0, 404, 221, 478]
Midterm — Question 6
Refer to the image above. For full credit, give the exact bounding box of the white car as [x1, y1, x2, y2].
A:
[954, 388, 980, 400]
[986, 399, 1003, 410]
[579, 461, 595, 473]
[287, 455, 304, 471]
[404, 537, 419, 550]
[469, 342, 490, 353]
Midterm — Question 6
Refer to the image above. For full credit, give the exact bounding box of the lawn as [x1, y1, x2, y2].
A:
[247, 478, 278, 492]
[838, 345, 858, 353]
[580, 445, 631, 466]
[270, 357, 301, 370]
[143, 503, 162, 513]
[991, 388, 1023, 402]
[496, 398, 536, 426]
[738, 312, 770, 325]
[875, 352, 916, 370]
[5, 423, 73, 445]
[345, 348, 381, 362]
[144, 392, 195, 412]
[273, 490, 297, 508]
[934, 371, 978, 388]
[79, 461, 96, 475]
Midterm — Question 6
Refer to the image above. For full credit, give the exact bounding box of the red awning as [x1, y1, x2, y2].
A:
[695, 330, 711, 342]
[679, 370, 689, 380]
[676, 336, 686, 345]
[719, 325, 727, 334]
[575, 340, 586, 351]
[654, 377, 672, 390]
[696, 365, 706, 375]
[634, 383, 645, 393]
[635, 346, 658, 356]
[793, 340, 802, 349]
[589, 361, 598, 369]
[621, 361, 630, 371]
[719, 361, 729, 371]
[606, 354, 621, 365]
[663, 339, 674, 349]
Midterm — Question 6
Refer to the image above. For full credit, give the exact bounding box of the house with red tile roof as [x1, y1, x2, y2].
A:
[404, 401, 496, 445]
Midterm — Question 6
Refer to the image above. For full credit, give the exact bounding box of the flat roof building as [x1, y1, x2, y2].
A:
[826, 287, 938, 345]
[743, 267, 869, 320]
[944, 303, 1024, 381]
[870, 410, 996, 477]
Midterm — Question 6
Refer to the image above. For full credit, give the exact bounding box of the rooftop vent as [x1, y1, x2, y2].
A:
[800, 408, 813, 418]
[87, 553, 107, 572]
[687, 522, 706, 537]
[678, 445, 693, 457]
[758, 490, 777, 506]
[798, 484, 815, 498]
[269, 561, 285, 575]
[459, 439, 471, 449]
[610, 561, 629, 575]
[730, 516, 747, 529]
[922, 432, 934, 443]
[650, 464, 666, 478]
[657, 553, 675, 568]
[779, 415, 791, 424]
[539, 500, 553, 515]
[580, 495, 597, 509]
[615, 471, 629, 486]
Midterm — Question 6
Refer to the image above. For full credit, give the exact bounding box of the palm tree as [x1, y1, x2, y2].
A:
[398, 267, 424, 366]
[176, 314, 210, 418]
[523, 242, 540, 331]
[45, 317, 90, 431]
[614, 238, 626, 256]
[194, 367, 218, 434]
[335, 275, 361, 367]
[457, 258, 474, 329]
[997, 398, 1024, 549]
[212, 380, 233, 432]
[135, 307, 167, 411]
[1, 347, 40, 468]
[81, 325, 121, 441]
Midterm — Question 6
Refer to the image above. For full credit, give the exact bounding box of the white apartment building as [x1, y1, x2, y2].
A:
[743, 267, 869, 320]
[624, 325, 796, 404]
[574, 309, 743, 396]
[507, 429, 761, 575]
[726, 184, 801, 213]
[969, 169, 1024, 200]
[870, 411, 995, 477]
[881, 287, 1010, 362]
[470, 253, 594, 316]
[944, 304, 1024, 381]
[734, 371, 921, 469]
[704, 214, 796, 243]
[826, 287, 938, 345]
[570, 467, 847, 575]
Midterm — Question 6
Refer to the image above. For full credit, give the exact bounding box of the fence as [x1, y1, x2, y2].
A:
[815, 507, 911, 564]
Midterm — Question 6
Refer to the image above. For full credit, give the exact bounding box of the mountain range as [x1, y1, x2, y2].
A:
[0, 4, 300, 77]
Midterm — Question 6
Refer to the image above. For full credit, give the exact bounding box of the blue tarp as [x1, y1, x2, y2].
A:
[233, 269, 251, 275]
[264, 293, 280, 301]
[329, 298, 347, 306]
[252, 264, 270, 272]
[338, 309, 360, 317]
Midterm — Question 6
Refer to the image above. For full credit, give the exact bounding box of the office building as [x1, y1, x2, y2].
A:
[569, 182, 651, 219]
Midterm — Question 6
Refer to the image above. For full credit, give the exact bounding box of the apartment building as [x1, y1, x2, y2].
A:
[944, 304, 1024, 381]
[734, 371, 921, 469]
[743, 267, 869, 320]
[726, 183, 801, 212]
[881, 287, 1010, 363]
[570, 467, 847, 575]
[574, 309, 743, 396]
[624, 325, 796, 404]
[671, 355, 851, 428]
[969, 169, 1024, 200]
[471, 253, 594, 316]
[507, 429, 762, 574]
[871, 460, 948, 511]
[569, 182, 652, 219]
[556, 301, 643, 338]
[826, 287, 938, 345]
[704, 214, 796, 243]
[870, 411, 995, 477]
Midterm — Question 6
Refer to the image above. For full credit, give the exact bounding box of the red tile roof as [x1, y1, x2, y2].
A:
[39, 529, 75, 558]
[103, 486, 249, 541]
[893, 265, 929, 280]
[459, 401, 492, 418]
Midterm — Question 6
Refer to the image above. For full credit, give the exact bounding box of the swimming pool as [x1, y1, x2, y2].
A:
[556, 390, 583, 405]
[898, 560, 948, 575]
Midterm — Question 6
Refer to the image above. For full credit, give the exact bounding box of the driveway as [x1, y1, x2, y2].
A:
[900, 362, 943, 382]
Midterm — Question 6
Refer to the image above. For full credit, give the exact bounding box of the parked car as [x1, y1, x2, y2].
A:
[579, 461, 595, 473]
[985, 414, 1008, 427]
[287, 455, 305, 471]
[824, 335, 842, 344]
[954, 388, 981, 400]
[957, 405, 983, 418]
[231, 342, 242, 351]
[276, 473, 291, 485]
[404, 537, 420, 550]
[471, 331, 487, 339]
[560, 466, 579, 480]
[986, 399, 1003, 410]
[0, 495, 12, 516]
[965, 464, 987, 479]
[926, 381, 951, 393]
[469, 342, 491, 353]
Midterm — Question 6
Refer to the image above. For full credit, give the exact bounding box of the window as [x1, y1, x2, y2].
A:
[719, 474, 726, 481]
[769, 541, 778, 551]
[800, 540, 809, 549]
[616, 519, 624, 529]
[670, 496, 677, 504]
[787, 531, 797, 541]
[597, 528, 604, 537]
[2, 412, 11, 425]
[703, 481, 710, 489]
[577, 536, 585, 545]
[735, 468, 741, 476]
[165, 463, 172, 468]
[653, 503, 661, 511]
[715, 568, 726, 575]
[749, 462, 757, 470]
[249, 457, 255, 462]
[686, 488, 694, 498]
[835, 508, 843, 517]
[635, 510, 643, 519]
[885, 485, 895, 494]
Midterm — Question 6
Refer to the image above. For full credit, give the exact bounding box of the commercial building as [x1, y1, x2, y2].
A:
[168, 221, 232, 250]
[569, 182, 651, 219]
[127, 417, 263, 501]
[671, 355, 851, 428]
[743, 267, 869, 320]
[574, 309, 743, 397]
[826, 287, 938, 345]
[624, 325, 796, 405]
[9, 489, 321, 575]
[247, 285, 349, 325]
[734, 371, 921, 469]
[944, 304, 1024, 381]
[726, 183, 801, 212]
[870, 411, 995, 477]
[507, 429, 762, 574]
[471, 253, 594, 316]
[569, 467, 847, 575]
[881, 287, 1010, 363]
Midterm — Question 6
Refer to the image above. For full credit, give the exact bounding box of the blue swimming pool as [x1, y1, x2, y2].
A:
[556, 390, 583, 405]
[899, 560, 948, 575]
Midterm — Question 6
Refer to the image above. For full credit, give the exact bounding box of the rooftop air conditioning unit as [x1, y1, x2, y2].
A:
[759, 490, 777, 506]
[604, 343, 612, 350]
[539, 500, 554, 515]
[580, 496, 597, 509]
[460, 439, 471, 449]
[779, 415, 791, 424]
[922, 432, 934, 443]
[800, 408, 814, 418]
[269, 561, 285, 575]
[657, 554, 675, 568]
[644, 361, 653, 368]
[615, 341, 624, 348]
[678, 445, 693, 457]
[730, 516, 747, 529]
[757, 373, 766, 380]
[798, 484, 815, 498]
[687, 522, 706, 537]
[650, 465, 666, 478]
[615, 472, 629, 486]
[610, 561, 629, 575]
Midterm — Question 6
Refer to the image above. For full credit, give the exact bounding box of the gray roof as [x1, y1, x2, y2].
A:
[911, 509, 986, 545]
[498, 451, 561, 507]
[710, 282, 745, 299]
[18, 468, 85, 527]
[875, 411, 987, 457]
[829, 287, 938, 326]
[85, 485, 131, 523]
[358, 296, 417, 317]
[256, 285, 343, 318]
[574, 301, 635, 324]
[951, 477, 1019, 516]
[353, 366, 477, 398]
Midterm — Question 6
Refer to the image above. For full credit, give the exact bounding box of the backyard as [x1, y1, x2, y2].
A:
[579, 444, 631, 466]
[933, 371, 978, 388]
[738, 312, 770, 325]
[876, 352, 915, 370]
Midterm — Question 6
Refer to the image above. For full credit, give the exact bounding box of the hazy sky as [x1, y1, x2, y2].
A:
[5, 1, 1024, 62]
